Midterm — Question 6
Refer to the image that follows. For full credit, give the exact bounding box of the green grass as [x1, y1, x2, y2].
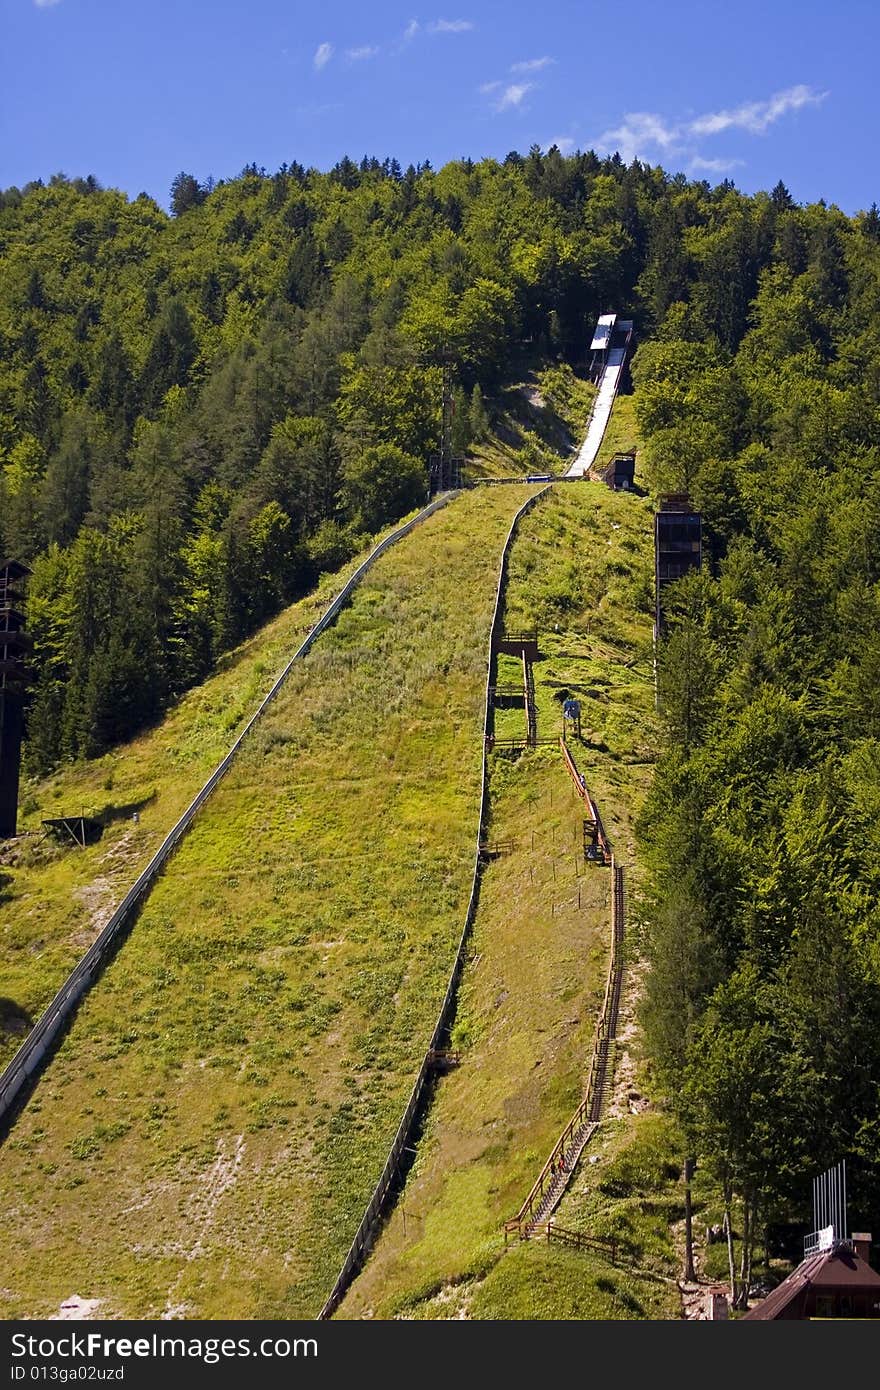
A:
[0, 525, 444, 1071]
[0, 484, 540, 1321]
[337, 750, 611, 1319]
[555, 1112, 684, 1281]
[0, 376, 660, 1322]
[370, 1236, 677, 1320]
[467, 1240, 676, 1319]
[467, 363, 596, 480]
[592, 391, 640, 477]
[338, 479, 662, 1319]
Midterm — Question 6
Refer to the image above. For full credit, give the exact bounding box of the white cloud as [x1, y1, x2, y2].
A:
[545, 137, 576, 155]
[688, 85, 827, 137]
[428, 19, 474, 33]
[480, 76, 539, 113]
[511, 56, 554, 73]
[346, 45, 379, 62]
[313, 42, 333, 71]
[403, 19, 420, 41]
[33, 0, 63, 7]
[595, 111, 679, 162]
[496, 82, 534, 112]
[689, 155, 745, 174]
[593, 84, 828, 166]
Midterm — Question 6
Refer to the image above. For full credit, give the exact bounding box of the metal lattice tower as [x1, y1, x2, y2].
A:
[428, 349, 463, 494]
[0, 559, 30, 838]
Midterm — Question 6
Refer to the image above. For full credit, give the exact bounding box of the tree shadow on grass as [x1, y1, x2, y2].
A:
[0, 997, 33, 1043]
[93, 792, 157, 829]
[39, 793, 158, 850]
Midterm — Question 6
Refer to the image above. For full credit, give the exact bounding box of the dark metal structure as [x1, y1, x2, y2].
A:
[487, 632, 539, 748]
[493, 629, 539, 663]
[0, 559, 30, 838]
[597, 452, 636, 490]
[654, 493, 702, 635]
[428, 355, 464, 494]
[41, 815, 102, 849]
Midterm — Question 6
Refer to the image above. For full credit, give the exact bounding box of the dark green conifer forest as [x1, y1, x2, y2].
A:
[3, 150, 880, 1290]
[634, 185, 880, 1299]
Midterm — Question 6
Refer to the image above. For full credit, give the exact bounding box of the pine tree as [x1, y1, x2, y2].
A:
[24, 268, 45, 309]
[169, 172, 204, 217]
[862, 202, 880, 241]
[140, 298, 197, 415]
[40, 414, 92, 545]
[89, 333, 137, 423]
[770, 179, 795, 211]
[284, 230, 326, 307]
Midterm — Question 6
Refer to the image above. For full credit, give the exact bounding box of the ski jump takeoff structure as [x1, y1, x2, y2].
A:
[0, 494, 456, 1134]
[565, 315, 633, 478]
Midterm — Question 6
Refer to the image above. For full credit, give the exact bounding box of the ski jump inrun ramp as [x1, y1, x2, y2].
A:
[565, 314, 633, 477]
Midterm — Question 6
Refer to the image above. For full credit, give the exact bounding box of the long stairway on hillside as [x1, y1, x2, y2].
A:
[525, 1119, 599, 1233]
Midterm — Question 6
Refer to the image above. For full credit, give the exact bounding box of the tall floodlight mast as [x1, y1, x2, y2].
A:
[0, 559, 30, 838]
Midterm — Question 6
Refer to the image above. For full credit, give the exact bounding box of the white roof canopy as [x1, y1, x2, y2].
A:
[590, 313, 616, 350]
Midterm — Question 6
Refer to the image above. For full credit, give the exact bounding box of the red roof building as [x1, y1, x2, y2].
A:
[743, 1235, 880, 1320]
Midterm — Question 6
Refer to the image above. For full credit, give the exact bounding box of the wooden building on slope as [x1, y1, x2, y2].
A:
[743, 1234, 880, 1320]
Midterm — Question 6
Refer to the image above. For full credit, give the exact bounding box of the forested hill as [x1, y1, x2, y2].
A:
[631, 197, 880, 1291]
[2, 151, 879, 775]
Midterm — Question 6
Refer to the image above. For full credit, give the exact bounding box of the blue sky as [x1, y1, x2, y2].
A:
[2, 0, 877, 212]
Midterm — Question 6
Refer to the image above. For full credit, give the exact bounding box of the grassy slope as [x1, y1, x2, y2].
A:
[1, 362, 592, 1067]
[467, 371, 636, 484]
[591, 391, 639, 476]
[338, 478, 675, 1319]
[0, 485, 540, 1320]
[0, 531, 431, 1070]
[468, 363, 595, 480]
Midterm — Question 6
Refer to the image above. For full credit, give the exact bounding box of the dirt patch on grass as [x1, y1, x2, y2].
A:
[52, 1294, 103, 1320]
[71, 877, 117, 947]
[607, 956, 651, 1121]
[161, 1134, 246, 1318]
[69, 830, 148, 948]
